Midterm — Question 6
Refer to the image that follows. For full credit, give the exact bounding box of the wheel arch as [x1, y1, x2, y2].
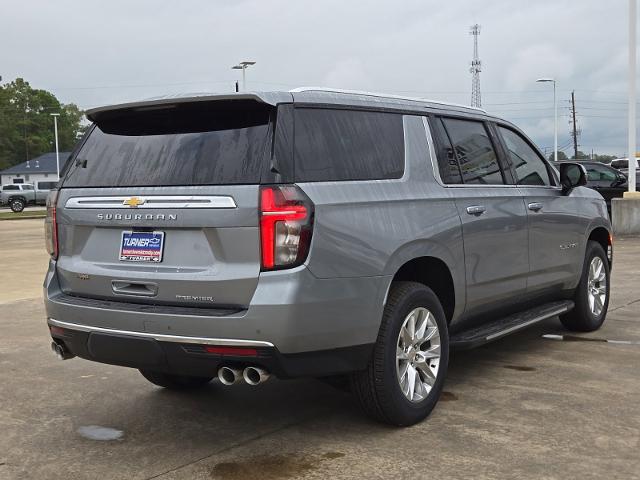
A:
[587, 225, 612, 268]
[387, 255, 459, 324]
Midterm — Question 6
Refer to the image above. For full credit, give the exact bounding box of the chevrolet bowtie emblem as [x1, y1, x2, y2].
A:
[123, 197, 145, 208]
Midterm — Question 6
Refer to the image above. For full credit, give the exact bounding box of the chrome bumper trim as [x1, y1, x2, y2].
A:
[47, 318, 275, 348]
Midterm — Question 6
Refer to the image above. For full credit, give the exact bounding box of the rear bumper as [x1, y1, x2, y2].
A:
[48, 318, 373, 378]
[43, 261, 389, 377]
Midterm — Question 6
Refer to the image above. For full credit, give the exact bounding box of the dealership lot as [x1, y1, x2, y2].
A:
[0, 219, 639, 480]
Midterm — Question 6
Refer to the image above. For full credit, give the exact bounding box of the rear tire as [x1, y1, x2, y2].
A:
[350, 281, 449, 426]
[10, 199, 25, 213]
[560, 240, 610, 332]
[139, 370, 213, 390]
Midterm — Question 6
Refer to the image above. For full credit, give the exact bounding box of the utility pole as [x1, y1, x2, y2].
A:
[469, 24, 482, 108]
[570, 91, 579, 159]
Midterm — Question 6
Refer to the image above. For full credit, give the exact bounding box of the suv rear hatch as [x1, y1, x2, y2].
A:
[55, 98, 277, 309]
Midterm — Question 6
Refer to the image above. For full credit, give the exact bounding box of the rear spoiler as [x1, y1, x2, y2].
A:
[86, 92, 293, 123]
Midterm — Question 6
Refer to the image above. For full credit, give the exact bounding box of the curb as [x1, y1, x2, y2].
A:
[0, 215, 46, 221]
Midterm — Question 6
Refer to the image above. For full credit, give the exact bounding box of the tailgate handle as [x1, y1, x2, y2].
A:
[112, 280, 158, 297]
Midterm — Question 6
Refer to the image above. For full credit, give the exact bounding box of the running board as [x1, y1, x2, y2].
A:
[450, 300, 574, 350]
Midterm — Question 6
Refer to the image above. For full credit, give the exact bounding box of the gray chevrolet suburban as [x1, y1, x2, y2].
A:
[44, 88, 612, 426]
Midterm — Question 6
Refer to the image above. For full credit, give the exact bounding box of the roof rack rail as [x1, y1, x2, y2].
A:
[289, 87, 487, 113]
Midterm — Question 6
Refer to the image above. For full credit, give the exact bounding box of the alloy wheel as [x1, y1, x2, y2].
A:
[587, 256, 607, 316]
[395, 307, 441, 403]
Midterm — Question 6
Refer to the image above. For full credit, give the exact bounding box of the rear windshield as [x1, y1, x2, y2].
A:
[62, 101, 271, 187]
[611, 160, 628, 168]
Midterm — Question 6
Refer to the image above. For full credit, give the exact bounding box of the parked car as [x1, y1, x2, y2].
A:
[610, 157, 640, 174]
[1, 183, 36, 212]
[44, 89, 612, 426]
[34, 180, 58, 205]
[559, 161, 638, 211]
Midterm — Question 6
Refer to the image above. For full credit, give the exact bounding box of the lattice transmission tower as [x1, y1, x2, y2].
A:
[469, 24, 482, 108]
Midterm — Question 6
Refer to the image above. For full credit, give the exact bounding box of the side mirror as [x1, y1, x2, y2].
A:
[559, 163, 587, 194]
[613, 173, 627, 187]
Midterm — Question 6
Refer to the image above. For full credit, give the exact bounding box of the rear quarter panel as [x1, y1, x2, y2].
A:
[298, 115, 465, 320]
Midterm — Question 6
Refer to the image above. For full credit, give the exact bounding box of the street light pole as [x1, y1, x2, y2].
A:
[628, 0, 637, 194]
[536, 78, 557, 162]
[50, 113, 60, 179]
[231, 61, 256, 91]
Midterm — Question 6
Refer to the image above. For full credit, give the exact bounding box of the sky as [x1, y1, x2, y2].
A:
[0, 0, 636, 157]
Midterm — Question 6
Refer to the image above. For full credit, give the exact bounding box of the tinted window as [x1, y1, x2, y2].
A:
[498, 126, 551, 186]
[586, 164, 618, 182]
[442, 118, 503, 185]
[611, 159, 628, 169]
[430, 117, 462, 184]
[3, 185, 19, 191]
[22, 184, 34, 190]
[63, 101, 271, 187]
[37, 181, 57, 190]
[294, 109, 404, 182]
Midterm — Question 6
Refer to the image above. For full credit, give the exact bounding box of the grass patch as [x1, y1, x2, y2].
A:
[0, 210, 46, 220]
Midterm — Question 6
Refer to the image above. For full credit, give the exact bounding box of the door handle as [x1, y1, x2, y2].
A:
[466, 205, 486, 215]
[527, 202, 543, 212]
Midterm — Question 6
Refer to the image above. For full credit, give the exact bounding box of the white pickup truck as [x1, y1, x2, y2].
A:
[1, 181, 56, 212]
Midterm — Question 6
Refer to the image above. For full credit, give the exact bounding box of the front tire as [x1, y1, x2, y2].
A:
[10, 199, 25, 213]
[560, 240, 610, 332]
[139, 370, 213, 390]
[350, 281, 449, 426]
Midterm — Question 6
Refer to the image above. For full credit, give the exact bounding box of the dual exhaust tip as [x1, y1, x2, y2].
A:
[218, 366, 270, 386]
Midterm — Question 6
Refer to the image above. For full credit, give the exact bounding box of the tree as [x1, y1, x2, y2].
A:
[0, 78, 85, 170]
[592, 154, 616, 163]
[571, 151, 617, 162]
[548, 151, 568, 162]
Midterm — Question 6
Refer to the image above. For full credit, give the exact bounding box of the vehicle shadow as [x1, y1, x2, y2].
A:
[74, 318, 565, 436]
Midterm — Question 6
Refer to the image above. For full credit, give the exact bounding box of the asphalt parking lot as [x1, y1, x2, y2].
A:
[0, 219, 639, 480]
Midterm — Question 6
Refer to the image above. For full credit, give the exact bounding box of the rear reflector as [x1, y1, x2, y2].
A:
[49, 326, 65, 336]
[204, 346, 258, 356]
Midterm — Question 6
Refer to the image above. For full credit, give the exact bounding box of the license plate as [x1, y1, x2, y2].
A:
[119, 231, 165, 262]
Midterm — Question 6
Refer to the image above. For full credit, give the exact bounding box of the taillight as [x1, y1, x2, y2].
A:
[260, 185, 314, 270]
[44, 190, 59, 259]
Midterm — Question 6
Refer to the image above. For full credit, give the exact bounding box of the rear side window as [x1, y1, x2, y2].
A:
[293, 108, 404, 182]
[37, 181, 57, 190]
[430, 117, 463, 184]
[498, 127, 551, 186]
[62, 101, 272, 187]
[441, 118, 504, 185]
[3, 185, 19, 191]
[22, 185, 34, 190]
